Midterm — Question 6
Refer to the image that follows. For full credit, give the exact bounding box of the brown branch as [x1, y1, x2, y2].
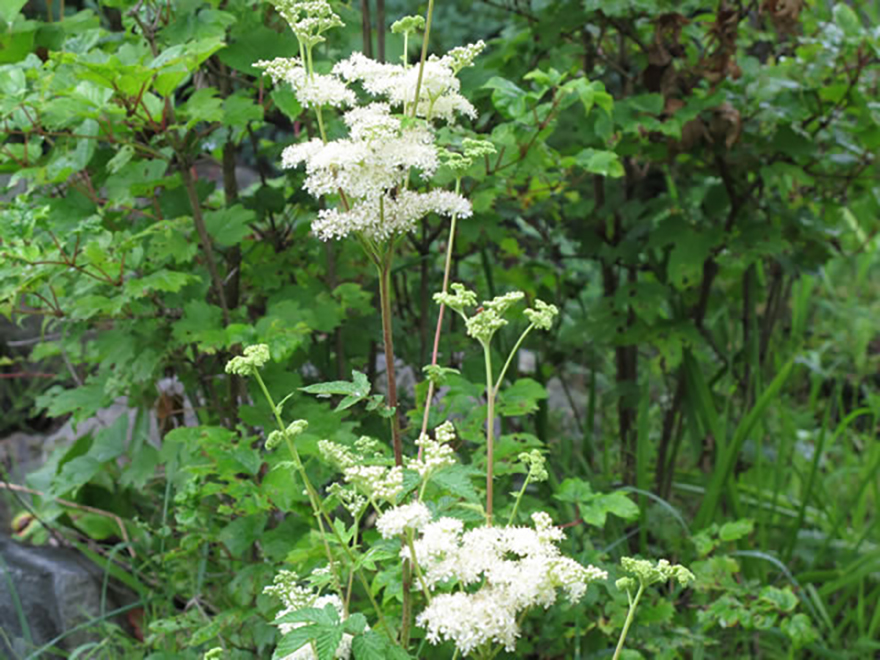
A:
[0, 483, 136, 559]
[181, 163, 231, 326]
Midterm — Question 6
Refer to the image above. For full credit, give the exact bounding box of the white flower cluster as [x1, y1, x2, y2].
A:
[409, 421, 456, 478]
[259, 9, 485, 242]
[311, 189, 472, 242]
[376, 501, 432, 538]
[256, 57, 355, 108]
[318, 440, 403, 503]
[409, 512, 607, 656]
[263, 570, 354, 660]
[280, 103, 473, 241]
[333, 44, 485, 122]
[343, 464, 403, 502]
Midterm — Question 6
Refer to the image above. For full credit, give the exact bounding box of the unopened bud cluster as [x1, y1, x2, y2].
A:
[225, 344, 270, 376]
[616, 557, 695, 593]
[265, 419, 308, 451]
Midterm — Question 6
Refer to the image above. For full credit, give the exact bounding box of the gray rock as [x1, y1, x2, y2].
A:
[0, 534, 125, 657]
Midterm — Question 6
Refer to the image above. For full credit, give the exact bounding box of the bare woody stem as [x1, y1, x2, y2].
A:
[375, 251, 412, 645]
[181, 163, 231, 326]
[377, 255, 403, 467]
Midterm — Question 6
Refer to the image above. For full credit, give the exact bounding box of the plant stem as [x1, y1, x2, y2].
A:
[418, 179, 462, 456]
[407, 531, 432, 604]
[181, 164, 230, 327]
[315, 105, 328, 143]
[374, 249, 410, 646]
[377, 257, 403, 466]
[493, 323, 534, 398]
[252, 371, 340, 581]
[506, 473, 532, 526]
[410, 0, 435, 118]
[252, 370, 397, 641]
[484, 343, 495, 525]
[612, 583, 644, 660]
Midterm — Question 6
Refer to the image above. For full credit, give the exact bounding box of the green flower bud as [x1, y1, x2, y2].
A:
[524, 299, 559, 331]
[225, 344, 271, 376]
[615, 577, 637, 592]
[391, 15, 425, 35]
[286, 419, 308, 439]
[433, 282, 478, 315]
[619, 556, 695, 589]
[265, 430, 284, 451]
[518, 449, 549, 482]
[462, 138, 496, 160]
[423, 364, 460, 386]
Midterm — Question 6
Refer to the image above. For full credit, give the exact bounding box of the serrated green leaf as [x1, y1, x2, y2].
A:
[315, 625, 343, 660]
[276, 605, 339, 627]
[218, 514, 267, 557]
[0, 0, 27, 25]
[124, 270, 194, 297]
[343, 613, 367, 635]
[273, 626, 316, 660]
[272, 88, 303, 121]
[759, 586, 798, 613]
[224, 93, 264, 126]
[352, 631, 386, 660]
[300, 371, 371, 411]
[553, 478, 639, 527]
[497, 378, 547, 417]
[431, 465, 480, 502]
[204, 204, 255, 247]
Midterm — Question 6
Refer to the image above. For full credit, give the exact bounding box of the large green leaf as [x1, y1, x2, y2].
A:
[300, 371, 371, 411]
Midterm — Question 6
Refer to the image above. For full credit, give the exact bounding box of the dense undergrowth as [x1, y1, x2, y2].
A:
[0, 0, 878, 658]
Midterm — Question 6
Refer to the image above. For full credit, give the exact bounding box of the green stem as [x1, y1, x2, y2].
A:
[377, 256, 403, 466]
[410, 0, 435, 118]
[612, 583, 645, 660]
[484, 343, 495, 525]
[493, 323, 535, 398]
[418, 178, 462, 451]
[252, 371, 396, 640]
[315, 105, 328, 143]
[407, 530, 432, 604]
[506, 473, 532, 526]
[252, 371, 339, 580]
